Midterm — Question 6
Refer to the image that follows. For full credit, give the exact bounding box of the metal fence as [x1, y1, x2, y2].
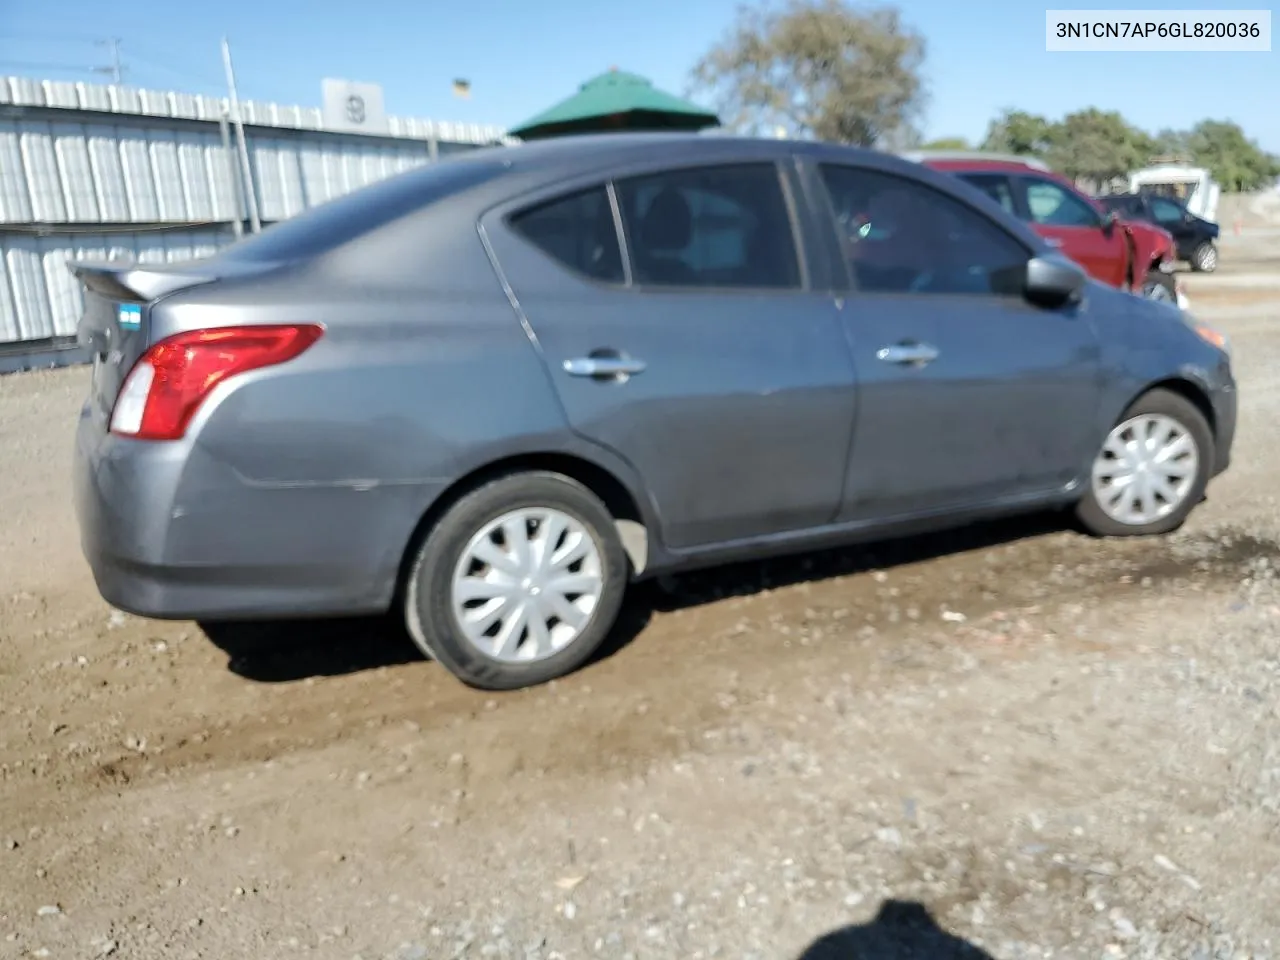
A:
[0, 75, 511, 347]
[2, 227, 237, 346]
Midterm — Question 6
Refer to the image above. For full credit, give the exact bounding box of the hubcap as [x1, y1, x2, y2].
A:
[1200, 247, 1217, 271]
[451, 508, 604, 663]
[1091, 414, 1199, 526]
[1143, 279, 1175, 302]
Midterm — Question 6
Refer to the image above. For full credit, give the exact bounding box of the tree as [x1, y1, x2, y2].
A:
[980, 109, 1053, 157]
[920, 136, 969, 149]
[690, 0, 928, 148]
[1184, 120, 1280, 192]
[1151, 127, 1192, 161]
[1044, 109, 1154, 182]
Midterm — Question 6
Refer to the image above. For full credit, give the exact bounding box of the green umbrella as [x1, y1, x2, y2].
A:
[508, 69, 720, 141]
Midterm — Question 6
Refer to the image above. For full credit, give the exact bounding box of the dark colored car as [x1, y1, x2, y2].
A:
[1097, 192, 1220, 272]
[72, 133, 1236, 691]
[907, 152, 1182, 304]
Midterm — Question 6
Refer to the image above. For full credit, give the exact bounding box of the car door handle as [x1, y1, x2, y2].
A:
[563, 354, 647, 379]
[876, 342, 939, 366]
[1045, 238, 1064, 248]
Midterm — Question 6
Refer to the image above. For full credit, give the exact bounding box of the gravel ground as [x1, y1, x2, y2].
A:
[1, 234, 1279, 960]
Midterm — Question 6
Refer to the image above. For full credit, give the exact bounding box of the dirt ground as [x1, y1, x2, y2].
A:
[2, 232, 1279, 960]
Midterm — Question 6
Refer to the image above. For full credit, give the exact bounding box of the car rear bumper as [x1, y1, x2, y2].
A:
[74, 406, 435, 621]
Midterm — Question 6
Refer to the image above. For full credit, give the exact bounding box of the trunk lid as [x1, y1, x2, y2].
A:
[72, 259, 266, 418]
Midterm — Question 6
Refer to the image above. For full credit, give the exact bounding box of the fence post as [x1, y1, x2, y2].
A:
[219, 109, 245, 238]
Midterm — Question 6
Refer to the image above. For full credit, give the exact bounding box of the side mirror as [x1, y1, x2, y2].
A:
[1025, 254, 1086, 307]
[1102, 210, 1120, 234]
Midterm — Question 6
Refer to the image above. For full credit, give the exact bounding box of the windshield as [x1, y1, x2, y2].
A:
[213, 153, 509, 264]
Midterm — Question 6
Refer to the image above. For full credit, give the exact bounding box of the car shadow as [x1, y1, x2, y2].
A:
[203, 510, 1069, 684]
[797, 899, 995, 959]
[200, 614, 426, 682]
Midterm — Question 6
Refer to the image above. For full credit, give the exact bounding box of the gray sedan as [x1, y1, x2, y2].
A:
[72, 133, 1237, 690]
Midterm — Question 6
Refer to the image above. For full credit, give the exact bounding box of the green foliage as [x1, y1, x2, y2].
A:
[981, 108, 1153, 181]
[980, 110, 1054, 157]
[1152, 128, 1192, 160]
[691, 3, 1278, 188]
[920, 136, 969, 149]
[1045, 109, 1155, 182]
[689, 0, 928, 147]
[1183, 120, 1280, 192]
[980, 109, 1277, 190]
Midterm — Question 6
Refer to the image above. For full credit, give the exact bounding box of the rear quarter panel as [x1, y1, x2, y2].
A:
[143, 210, 591, 607]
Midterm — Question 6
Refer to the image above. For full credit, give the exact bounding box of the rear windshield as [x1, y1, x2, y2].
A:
[213, 152, 510, 264]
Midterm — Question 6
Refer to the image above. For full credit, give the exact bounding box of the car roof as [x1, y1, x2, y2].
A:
[456, 131, 897, 178]
[460, 132, 1007, 207]
[473, 132, 1046, 232]
[218, 132, 1054, 274]
[911, 154, 1099, 203]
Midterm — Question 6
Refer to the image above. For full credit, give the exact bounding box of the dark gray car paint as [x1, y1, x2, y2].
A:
[479, 157, 858, 550]
[786, 152, 1105, 517]
[72, 133, 1236, 621]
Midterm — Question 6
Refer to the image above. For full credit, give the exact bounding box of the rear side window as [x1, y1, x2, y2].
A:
[614, 164, 800, 290]
[957, 173, 1017, 215]
[509, 186, 625, 283]
[1105, 195, 1142, 216]
[213, 154, 506, 264]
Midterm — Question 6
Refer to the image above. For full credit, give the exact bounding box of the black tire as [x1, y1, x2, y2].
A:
[1190, 242, 1218, 273]
[1075, 388, 1213, 538]
[1140, 269, 1178, 304]
[403, 471, 628, 690]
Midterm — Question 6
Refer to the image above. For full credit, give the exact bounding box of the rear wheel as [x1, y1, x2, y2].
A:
[404, 471, 628, 690]
[1190, 242, 1218, 273]
[1076, 389, 1212, 537]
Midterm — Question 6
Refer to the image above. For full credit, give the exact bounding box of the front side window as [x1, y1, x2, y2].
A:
[1023, 178, 1102, 228]
[509, 186, 625, 283]
[820, 164, 1029, 297]
[614, 164, 800, 290]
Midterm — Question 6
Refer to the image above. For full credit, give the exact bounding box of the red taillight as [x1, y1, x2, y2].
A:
[110, 324, 324, 441]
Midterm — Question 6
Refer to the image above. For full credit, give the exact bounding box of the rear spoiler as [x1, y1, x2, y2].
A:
[70, 260, 219, 303]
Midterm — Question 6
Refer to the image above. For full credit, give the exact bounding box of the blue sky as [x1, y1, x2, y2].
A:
[2, 0, 1276, 150]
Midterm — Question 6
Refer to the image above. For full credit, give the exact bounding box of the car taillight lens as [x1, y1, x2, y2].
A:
[110, 324, 324, 441]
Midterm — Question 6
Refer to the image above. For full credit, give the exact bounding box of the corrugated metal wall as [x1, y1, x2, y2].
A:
[1, 228, 235, 344]
[0, 75, 512, 346]
[0, 120, 440, 224]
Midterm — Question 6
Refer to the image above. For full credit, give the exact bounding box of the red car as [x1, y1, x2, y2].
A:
[905, 152, 1181, 304]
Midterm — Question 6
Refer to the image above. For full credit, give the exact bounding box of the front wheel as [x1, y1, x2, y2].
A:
[403, 471, 628, 690]
[1140, 269, 1178, 304]
[1190, 242, 1218, 273]
[1076, 389, 1213, 537]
